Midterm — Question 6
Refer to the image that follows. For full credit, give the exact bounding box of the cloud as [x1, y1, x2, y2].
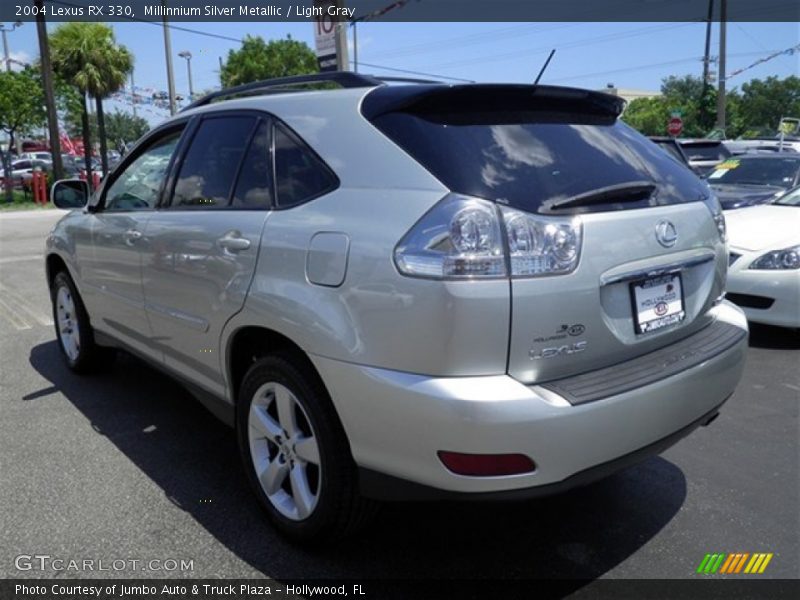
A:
[8, 51, 33, 71]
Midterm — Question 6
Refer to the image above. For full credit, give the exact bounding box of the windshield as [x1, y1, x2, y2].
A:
[707, 158, 800, 188]
[775, 187, 800, 206]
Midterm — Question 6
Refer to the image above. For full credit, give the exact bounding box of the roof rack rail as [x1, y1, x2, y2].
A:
[373, 76, 443, 85]
[183, 71, 383, 112]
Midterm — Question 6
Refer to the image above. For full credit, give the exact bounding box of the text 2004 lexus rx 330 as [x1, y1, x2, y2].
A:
[46, 75, 747, 543]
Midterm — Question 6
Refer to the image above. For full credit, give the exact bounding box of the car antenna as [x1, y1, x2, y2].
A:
[533, 49, 556, 85]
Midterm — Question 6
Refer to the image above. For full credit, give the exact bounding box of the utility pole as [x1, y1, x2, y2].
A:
[716, 0, 727, 130]
[162, 1, 177, 115]
[33, 1, 63, 181]
[335, 22, 349, 71]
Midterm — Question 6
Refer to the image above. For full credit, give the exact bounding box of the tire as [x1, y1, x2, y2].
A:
[237, 353, 375, 544]
[51, 270, 116, 373]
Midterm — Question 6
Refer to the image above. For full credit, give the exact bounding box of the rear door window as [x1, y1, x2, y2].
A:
[171, 116, 257, 209]
[231, 120, 273, 209]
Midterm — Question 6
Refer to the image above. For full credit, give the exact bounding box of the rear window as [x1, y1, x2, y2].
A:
[680, 142, 731, 162]
[371, 112, 708, 214]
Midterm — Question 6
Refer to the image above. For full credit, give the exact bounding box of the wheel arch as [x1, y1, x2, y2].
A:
[45, 253, 70, 290]
[226, 325, 325, 409]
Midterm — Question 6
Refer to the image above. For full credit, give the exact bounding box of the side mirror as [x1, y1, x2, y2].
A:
[52, 179, 89, 209]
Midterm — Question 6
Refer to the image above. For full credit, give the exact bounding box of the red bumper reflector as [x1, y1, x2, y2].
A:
[437, 451, 536, 477]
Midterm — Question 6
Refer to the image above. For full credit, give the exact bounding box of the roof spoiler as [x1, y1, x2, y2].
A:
[361, 84, 626, 123]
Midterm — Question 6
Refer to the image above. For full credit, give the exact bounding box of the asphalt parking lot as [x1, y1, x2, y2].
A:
[0, 209, 797, 590]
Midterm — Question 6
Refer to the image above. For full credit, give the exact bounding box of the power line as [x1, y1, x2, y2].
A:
[547, 57, 706, 84]
[366, 23, 578, 61]
[419, 22, 698, 72]
[354, 61, 473, 82]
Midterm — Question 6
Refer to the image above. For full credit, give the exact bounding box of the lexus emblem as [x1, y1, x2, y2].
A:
[655, 220, 678, 248]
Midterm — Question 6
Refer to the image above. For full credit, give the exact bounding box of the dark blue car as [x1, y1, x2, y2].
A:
[707, 154, 800, 210]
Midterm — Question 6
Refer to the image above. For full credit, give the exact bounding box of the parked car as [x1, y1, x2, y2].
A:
[726, 186, 800, 328]
[706, 154, 800, 210]
[1, 158, 51, 189]
[677, 139, 732, 176]
[18, 151, 53, 162]
[648, 136, 693, 170]
[46, 73, 748, 543]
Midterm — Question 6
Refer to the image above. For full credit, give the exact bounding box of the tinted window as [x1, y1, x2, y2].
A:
[372, 112, 707, 214]
[171, 116, 256, 208]
[707, 157, 800, 188]
[274, 123, 337, 208]
[232, 120, 272, 209]
[104, 130, 182, 210]
[680, 142, 731, 162]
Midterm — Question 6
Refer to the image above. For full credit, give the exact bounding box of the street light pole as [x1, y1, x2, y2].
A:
[0, 21, 23, 73]
[178, 50, 193, 100]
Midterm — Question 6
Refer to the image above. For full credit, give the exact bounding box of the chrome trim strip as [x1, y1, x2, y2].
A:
[600, 253, 716, 286]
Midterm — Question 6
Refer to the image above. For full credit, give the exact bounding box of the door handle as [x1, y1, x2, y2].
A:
[124, 229, 142, 245]
[217, 231, 251, 252]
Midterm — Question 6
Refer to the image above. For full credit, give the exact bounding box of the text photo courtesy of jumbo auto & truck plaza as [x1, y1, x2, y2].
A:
[1, 1, 798, 600]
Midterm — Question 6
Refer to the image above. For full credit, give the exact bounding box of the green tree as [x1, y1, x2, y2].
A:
[220, 35, 318, 87]
[738, 76, 800, 133]
[104, 111, 149, 148]
[49, 23, 133, 182]
[621, 96, 670, 136]
[0, 69, 46, 201]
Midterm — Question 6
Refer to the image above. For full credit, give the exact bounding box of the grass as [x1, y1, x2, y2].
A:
[0, 189, 54, 212]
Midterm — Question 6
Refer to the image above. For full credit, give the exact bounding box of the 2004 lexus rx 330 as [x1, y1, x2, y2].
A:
[46, 74, 748, 544]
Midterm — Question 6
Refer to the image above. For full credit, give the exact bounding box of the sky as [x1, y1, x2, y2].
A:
[3, 19, 799, 125]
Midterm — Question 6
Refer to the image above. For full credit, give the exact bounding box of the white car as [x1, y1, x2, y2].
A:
[726, 187, 800, 328]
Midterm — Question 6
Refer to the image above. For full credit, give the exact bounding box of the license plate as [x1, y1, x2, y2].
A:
[630, 274, 685, 334]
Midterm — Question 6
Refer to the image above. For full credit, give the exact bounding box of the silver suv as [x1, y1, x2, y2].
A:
[47, 73, 748, 544]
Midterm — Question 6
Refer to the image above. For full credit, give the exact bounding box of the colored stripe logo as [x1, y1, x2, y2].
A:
[697, 553, 773, 574]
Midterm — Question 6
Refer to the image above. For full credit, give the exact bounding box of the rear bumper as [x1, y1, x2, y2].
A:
[311, 301, 748, 497]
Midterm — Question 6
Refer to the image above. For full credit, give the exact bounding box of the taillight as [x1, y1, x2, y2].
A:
[501, 207, 582, 277]
[394, 193, 582, 280]
[394, 194, 506, 279]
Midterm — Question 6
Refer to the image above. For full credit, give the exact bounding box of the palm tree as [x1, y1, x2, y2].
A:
[49, 23, 132, 184]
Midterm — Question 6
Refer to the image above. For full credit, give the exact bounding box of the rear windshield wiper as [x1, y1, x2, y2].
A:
[549, 181, 656, 210]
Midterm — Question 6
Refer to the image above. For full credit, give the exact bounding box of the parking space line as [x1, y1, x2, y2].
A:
[0, 254, 44, 264]
[0, 282, 53, 326]
[0, 293, 32, 330]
